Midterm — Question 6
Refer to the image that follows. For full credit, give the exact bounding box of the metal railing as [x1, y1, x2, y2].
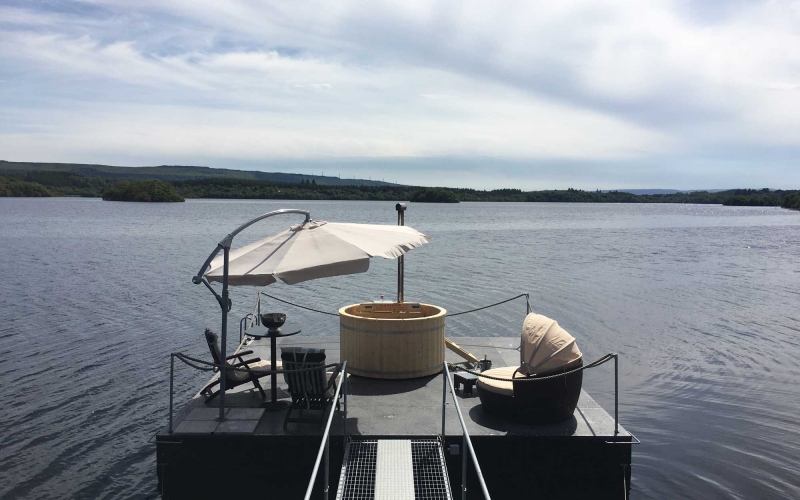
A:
[442, 362, 492, 500]
[239, 313, 255, 342]
[236, 291, 264, 342]
[447, 354, 640, 448]
[604, 353, 639, 444]
[304, 361, 348, 500]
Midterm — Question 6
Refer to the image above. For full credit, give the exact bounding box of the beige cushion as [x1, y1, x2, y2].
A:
[519, 313, 582, 375]
[229, 359, 282, 382]
[476, 366, 526, 397]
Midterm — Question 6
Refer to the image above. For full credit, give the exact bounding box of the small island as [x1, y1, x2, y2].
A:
[0, 176, 55, 197]
[102, 180, 185, 202]
[783, 193, 800, 210]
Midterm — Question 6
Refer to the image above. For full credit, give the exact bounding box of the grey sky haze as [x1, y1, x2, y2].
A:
[0, 0, 798, 189]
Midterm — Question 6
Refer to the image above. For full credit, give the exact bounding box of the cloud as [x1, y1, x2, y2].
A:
[0, 0, 799, 188]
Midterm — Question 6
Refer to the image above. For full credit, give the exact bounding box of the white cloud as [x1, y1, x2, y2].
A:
[0, 32, 212, 89]
[0, 0, 799, 187]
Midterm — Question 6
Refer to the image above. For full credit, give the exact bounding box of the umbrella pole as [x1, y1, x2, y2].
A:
[192, 210, 312, 422]
[218, 246, 230, 422]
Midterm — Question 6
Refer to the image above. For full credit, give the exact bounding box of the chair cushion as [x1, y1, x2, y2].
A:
[229, 359, 281, 382]
[205, 329, 222, 365]
[519, 313, 582, 375]
[476, 366, 525, 397]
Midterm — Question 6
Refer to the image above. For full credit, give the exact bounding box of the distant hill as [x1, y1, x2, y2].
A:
[2, 162, 797, 209]
[0, 161, 395, 187]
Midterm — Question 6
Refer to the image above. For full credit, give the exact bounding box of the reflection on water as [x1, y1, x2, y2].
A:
[1, 199, 798, 499]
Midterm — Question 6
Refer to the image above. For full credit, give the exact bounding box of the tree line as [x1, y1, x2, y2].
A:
[1, 170, 799, 209]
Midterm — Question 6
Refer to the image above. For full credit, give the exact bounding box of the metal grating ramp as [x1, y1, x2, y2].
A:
[336, 439, 452, 500]
[411, 440, 451, 500]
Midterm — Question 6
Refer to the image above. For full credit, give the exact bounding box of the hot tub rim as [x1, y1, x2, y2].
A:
[338, 303, 447, 322]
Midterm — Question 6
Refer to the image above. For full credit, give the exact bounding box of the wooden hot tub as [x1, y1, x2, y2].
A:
[339, 303, 446, 379]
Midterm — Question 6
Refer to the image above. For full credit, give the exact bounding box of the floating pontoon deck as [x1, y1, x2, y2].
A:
[155, 336, 632, 499]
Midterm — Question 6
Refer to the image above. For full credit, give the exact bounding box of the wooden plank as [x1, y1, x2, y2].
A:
[445, 337, 480, 363]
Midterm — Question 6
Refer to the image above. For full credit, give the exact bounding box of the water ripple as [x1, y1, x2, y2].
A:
[1, 199, 799, 499]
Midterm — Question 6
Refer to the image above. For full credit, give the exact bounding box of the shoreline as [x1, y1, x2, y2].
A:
[2, 195, 800, 210]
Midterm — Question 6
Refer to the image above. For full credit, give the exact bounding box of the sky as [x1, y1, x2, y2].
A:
[0, 1, 799, 190]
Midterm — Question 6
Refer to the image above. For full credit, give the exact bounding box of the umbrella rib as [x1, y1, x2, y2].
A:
[274, 236, 370, 277]
[240, 228, 301, 277]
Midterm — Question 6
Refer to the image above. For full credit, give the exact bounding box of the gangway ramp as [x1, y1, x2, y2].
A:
[336, 439, 453, 500]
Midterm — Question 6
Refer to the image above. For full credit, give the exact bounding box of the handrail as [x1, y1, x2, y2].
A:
[239, 313, 254, 343]
[304, 360, 348, 500]
[239, 291, 265, 342]
[447, 353, 642, 444]
[443, 362, 492, 500]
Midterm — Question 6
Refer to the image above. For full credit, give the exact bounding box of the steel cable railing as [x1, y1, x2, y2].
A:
[255, 291, 531, 318]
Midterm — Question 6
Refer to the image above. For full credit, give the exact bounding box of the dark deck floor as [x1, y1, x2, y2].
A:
[167, 336, 629, 440]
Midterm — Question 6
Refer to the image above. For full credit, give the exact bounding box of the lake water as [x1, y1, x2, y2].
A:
[1, 198, 799, 499]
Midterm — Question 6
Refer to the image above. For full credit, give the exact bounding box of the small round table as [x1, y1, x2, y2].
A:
[244, 325, 301, 411]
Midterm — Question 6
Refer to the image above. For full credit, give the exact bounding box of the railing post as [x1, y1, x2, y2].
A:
[343, 364, 348, 453]
[257, 291, 261, 326]
[324, 435, 330, 500]
[442, 363, 447, 438]
[168, 354, 174, 434]
[303, 361, 347, 500]
[614, 353, 619, 436]
[461, 433, 467, 500]
[445, 361, 492, 500]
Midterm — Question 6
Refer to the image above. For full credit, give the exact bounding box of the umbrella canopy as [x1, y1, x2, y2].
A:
[205, 220, 429, 286]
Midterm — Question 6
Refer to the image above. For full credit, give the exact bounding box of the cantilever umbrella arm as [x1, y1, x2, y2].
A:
[191, 208, 311, 422]
[198, 276, 227, 311]
[192, 208, 312, 282]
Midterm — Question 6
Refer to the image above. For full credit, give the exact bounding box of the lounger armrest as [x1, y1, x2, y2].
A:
[226, 350, 253, 360]
[229, 358, 262, 369]
[325, 363, 343, 391]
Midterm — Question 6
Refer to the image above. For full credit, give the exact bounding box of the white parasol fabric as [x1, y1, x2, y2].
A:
[205, 220, 429, 286]
[519, 313, 582, 375]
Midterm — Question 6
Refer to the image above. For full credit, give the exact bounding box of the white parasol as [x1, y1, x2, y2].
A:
[204, 220, 429, 286]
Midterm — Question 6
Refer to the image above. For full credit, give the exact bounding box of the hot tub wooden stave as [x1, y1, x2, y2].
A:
[339, 303, 446, 379]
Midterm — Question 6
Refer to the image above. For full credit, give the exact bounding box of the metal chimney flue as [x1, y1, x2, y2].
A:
[396, 203, 407, 303]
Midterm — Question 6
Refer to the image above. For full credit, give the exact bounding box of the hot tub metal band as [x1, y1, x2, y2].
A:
[347, 365, 443, 377]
